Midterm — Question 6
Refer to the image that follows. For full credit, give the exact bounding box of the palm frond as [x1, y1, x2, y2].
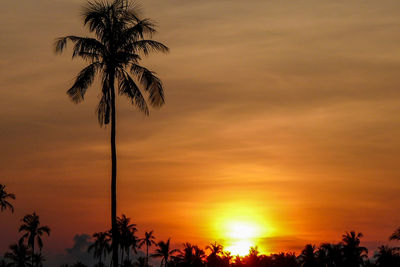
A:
[117, 69, 149, 115]
[130, 64, 165, 107]
[118, 19, 157, 46]
[67, 62, 102, 103]
[96, 77, 111, 126]
[115, 52, 141, 66]
[83, 1, 109, 39]
[125, 40, 169, 56]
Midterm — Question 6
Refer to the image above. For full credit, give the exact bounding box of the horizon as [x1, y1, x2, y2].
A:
[1, 0, 400, 266]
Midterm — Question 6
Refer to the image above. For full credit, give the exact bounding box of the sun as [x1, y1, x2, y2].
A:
[226, 239, 254, 256]
[210, 202, 275, 256]
[223, 221, 262, 256]
[227, 221, 261, 239]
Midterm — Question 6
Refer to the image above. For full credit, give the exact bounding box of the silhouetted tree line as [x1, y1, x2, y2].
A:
[2, 186, 400, 267]
[57, 226, 400, 267]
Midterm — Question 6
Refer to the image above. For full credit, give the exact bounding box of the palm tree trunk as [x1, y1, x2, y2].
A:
[32, 241, 35, 267]
[110, 71, 118, 267]
[146, 244, 149, 266]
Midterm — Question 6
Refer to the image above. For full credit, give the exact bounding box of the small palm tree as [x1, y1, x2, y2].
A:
[54, 2, 168, 266]
[117, 215, 137, 263]
[18, 212, 50, 267]
[341, 231, 368, 267]
[4, 241, 31, 267]
[88, 232, 111, 267]
[206, 242, 223, 267]
[31, 253, 45, 267]
[390, 227, 400, 241]
[0, 184, 16, 213]
[298, 244, 318, 267]
[317, 243, 343, 267]
[151, 239, 179, 267]
[374, 245, 400, 266]
[139, 231, 157, 266]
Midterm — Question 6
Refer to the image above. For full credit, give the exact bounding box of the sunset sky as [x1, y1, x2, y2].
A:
[1, 0, 400, 262]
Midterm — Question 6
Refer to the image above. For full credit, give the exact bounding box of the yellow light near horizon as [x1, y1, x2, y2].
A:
[226, 240, 254, 256]
[209, 202, 274, 256]
[227, 221, 260, 239]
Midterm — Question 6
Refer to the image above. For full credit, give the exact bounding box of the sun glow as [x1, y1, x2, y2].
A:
[210, 202, 275, 256]
[226, 240, 254, 256]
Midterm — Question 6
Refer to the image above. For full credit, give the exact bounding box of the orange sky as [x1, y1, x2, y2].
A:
[1, 0, 400, 258]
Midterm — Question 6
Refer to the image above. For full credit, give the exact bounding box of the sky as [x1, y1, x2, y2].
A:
[1, 0, 400, 263]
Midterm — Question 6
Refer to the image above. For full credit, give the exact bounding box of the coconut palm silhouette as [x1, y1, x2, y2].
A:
[139, 230, 157, 266]
[390, 227, 400, 241]
[88, 232, 111, 267]
[374, 245, 400, 266]
[0, 184, 16, 213]
[341, 231, 368, 267]
[117, 214, 138, 263]
[54, 1, 168, 265]
[298, 244, 318, 267]
[18, 212, 50, 267]
[151, 239, 179, 267]
[4, 240, 31, 267]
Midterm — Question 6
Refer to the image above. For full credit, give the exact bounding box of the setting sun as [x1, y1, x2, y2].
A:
[224, 221, 263, 256]
[226, 240, 254, 256]
[209, 202, 275, 256]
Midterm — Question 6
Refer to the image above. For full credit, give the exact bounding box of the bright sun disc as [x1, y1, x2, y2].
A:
[227, 221, 260, 239]
[226, 240, 254, 256]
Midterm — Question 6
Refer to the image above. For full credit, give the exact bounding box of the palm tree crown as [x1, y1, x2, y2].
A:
[54, 0, 168, 123]
[18, 212, 50, 267]
[88, 232, 111, 266]
[139, 230, 157, 266]
[390, 227, 400, 241]
[0, 184, 16, 213]
[152, 239, 178, 267]
[4, 240, 31, 267]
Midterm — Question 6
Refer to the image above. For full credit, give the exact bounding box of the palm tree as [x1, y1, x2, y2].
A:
[390, 227, 400, 241]
[117, 214, 137, 263]
[54, 1, 168, 265]
[206, 242, 223, 267]
[151, 239, 179, 267]
[4, 241, 31, 267]
[298, 244, 318, 267]
[31, 253, 45, 267]
[0, 184, 16, 213]
[318, 243, 343, 267]
[176, 243, 205, 267]
[374, 245, 400, 266]
[139, 231, 157, 266]
[341, 231, 368, 267]
[18, 212, 50, 267]
[88, 232, 111, 267]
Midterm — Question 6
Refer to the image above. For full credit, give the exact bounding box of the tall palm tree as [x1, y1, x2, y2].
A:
[4, 241, 30, 267]
[390, 227, 400, 241]
[54, 1, 168, 265]
[18, 212, 50, 267]
[0, 184, 16, 213]
[88, 232, 111, 267]
[151, 239, 179, 267]
[139, 231, 157, 266]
